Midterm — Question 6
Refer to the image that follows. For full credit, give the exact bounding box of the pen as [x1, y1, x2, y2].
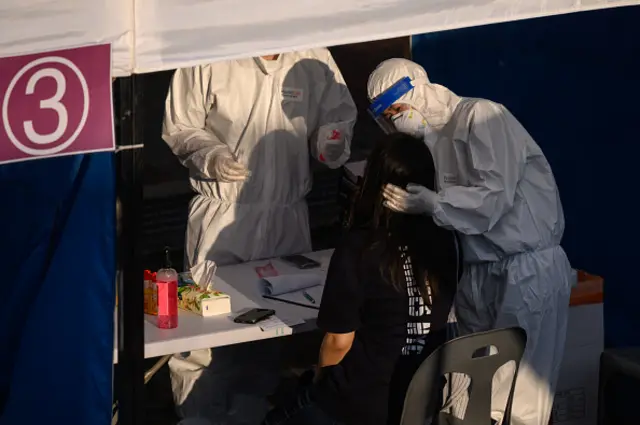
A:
[262, 295, 319, 310]
[302, 291, 316, 304]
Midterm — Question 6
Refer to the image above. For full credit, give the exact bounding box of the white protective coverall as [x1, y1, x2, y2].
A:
[368, 59, 573, 425]
[162, 50, 357, 424]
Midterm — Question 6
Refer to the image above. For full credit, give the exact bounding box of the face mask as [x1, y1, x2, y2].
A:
[391, 109, 427, 137]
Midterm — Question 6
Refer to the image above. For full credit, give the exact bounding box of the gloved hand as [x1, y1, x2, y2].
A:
[383, 183, 438, 215]
[209, 150, 250, 182]
[318, 127, 346, 163]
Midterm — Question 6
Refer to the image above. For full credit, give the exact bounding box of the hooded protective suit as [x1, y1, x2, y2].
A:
[368, 59, 573, 425]
[162, 49, 357, 424]
[163, 49, 356, 268]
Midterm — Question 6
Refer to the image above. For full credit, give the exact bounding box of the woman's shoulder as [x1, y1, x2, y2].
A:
[330, 228, 387, 272]
[331, 229, 366, 259]
[335, 227, 384, 252]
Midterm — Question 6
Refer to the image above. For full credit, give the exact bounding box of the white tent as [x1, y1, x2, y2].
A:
[2, 0, 638, 75]
[1, 0, 132, 74]
[1, 2, 637, 424]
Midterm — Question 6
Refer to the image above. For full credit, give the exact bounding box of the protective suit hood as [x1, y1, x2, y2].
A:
[367, 58, 462, 130]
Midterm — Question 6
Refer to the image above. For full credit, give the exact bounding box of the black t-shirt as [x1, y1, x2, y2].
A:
[385, 245, 455, 425]
[315, 230, 455, 425]
[313, 230, 426, 425]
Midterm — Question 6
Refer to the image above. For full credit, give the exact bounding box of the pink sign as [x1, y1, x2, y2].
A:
[0, 44, 114, 165]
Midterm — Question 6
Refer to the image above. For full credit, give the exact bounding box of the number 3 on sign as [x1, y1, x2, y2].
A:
[1, 56, 89, 156]
[24, 68, 68, 145]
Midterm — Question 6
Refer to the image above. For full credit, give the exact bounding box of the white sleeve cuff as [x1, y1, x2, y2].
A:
[423, 188, 439, 214]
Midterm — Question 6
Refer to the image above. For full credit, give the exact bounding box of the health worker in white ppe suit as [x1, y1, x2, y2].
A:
[162, 50, 357, 425]
[367, 58, 573, 425]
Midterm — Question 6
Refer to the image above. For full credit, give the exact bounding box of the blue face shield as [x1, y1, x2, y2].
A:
[367, 76, 415, 134]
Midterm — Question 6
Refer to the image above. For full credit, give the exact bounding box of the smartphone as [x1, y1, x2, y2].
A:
[281, 254, 321, 270]
[233, 308, 275, 324]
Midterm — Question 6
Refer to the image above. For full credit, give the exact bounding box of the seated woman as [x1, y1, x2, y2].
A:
[262, 133, 459, 425]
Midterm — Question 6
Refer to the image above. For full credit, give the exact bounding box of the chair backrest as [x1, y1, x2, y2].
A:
[400, 327, 527, 425]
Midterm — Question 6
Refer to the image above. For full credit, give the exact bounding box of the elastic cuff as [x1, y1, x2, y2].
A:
[319, 148, 349, 170]
[423, 188, 439, 214]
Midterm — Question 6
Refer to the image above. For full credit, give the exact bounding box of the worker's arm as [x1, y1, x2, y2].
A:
[431, 100, 526, 235]
[162, 66, 229, 179]
[310, 49, 357, 169]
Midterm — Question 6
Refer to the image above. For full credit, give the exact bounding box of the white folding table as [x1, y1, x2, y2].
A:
[113, 250, 333, 363]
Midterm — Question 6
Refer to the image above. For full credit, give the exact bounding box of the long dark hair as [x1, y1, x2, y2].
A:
[351, 133, 458, 305]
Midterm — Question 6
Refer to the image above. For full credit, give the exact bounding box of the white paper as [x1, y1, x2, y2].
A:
[259, 316, 305, 332]
[261, 274, 324, 308]
[272, 284, 324, 309]
[344, 160, 367, 178]
[262, 274, 322, 296]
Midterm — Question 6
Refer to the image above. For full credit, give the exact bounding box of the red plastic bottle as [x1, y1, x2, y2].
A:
[155, 248, 178, 329]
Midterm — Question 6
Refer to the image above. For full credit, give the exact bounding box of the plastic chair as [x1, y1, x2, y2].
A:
[597, 347, 640, 425]
[400, 327, 527, 425]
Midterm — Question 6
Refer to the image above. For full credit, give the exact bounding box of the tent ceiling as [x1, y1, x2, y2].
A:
[0, 0, 132, 75]
[1, 0, 638, 76]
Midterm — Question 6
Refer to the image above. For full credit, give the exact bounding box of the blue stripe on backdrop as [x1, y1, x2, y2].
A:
[412, 6, 640, 348]
[0, 152, 115, 425]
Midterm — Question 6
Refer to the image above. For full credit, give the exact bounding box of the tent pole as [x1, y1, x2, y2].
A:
[116, 75, 145, 425]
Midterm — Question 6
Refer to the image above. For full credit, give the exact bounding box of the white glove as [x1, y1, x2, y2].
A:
[209, 150, 250, 182]
[383, 183, 438, 215]
[318, 127, 346, 163]
[322, 139, 345, 163]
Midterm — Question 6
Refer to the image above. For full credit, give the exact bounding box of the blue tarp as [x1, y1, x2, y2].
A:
[412, 6, 640, 348]
[0, 153, 115, 425]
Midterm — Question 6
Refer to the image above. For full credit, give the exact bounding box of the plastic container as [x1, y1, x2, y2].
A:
[569, 269, 603, 306]
[143, 270, 158, 315]
[155, 248, 178, 329]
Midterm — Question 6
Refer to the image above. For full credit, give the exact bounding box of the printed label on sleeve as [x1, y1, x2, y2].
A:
[443, 173, 457, 185]
[282, 87, 304, 102]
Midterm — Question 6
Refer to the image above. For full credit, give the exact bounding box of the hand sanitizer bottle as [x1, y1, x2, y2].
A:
[156, 247, 178, 329]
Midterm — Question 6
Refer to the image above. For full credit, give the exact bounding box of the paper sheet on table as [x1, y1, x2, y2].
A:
[259, 316, 305, 332]
[261, 274, 324, 308]
[344, 160, 366, 178]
